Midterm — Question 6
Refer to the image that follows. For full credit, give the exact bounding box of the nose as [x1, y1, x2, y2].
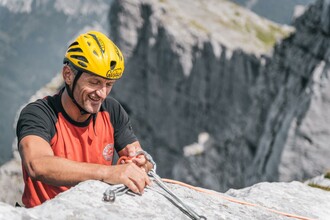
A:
[96, 86, 107, 99]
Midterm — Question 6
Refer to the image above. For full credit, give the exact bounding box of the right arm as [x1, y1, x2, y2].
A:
[19, 135, 150, 194]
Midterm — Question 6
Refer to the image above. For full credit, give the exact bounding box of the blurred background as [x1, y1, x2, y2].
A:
[0, 0, 314, 167]
[0, 0, 113, 164]
[3, 0, 329, 201]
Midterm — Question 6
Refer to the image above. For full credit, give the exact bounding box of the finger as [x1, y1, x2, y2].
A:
[130, 174, 145, 193]
[123, 159, 133, 164]
[145, 174, 152, 186]
[121, 163, 150, 194]
[119, 163, 141, 193]
[132, 156, 146, 166]
[125, 179, 140, 194]
[118, 156, 133, 164]
[131, 167, 151, 193]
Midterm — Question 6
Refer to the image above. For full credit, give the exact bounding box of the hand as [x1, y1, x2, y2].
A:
[118, 141, 151, 171]
[103, 162, 151, 194]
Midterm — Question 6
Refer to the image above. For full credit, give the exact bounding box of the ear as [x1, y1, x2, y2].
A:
[62, 65, 74, 85]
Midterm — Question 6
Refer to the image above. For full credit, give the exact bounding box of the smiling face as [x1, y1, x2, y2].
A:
[73, 72, 116, 114]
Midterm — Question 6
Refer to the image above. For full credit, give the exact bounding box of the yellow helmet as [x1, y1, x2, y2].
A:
[63, 31, 124, 80]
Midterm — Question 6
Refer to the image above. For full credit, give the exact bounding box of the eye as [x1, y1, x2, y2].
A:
[90, 80, 100, 85]
[106, 82, 114, 88]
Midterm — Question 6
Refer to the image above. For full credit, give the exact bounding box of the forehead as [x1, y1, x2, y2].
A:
[83, 72, 116, 83]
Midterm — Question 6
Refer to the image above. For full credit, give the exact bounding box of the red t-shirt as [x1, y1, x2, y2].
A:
[16, 88, 137, 208]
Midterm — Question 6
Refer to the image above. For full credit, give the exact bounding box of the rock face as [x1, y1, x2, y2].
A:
[108, 0, 330, 191]
[108, 0, 291, 186]
[1, 180, 329, 219]
[245, 0, 330, 184]
[0, 152, 23, 205]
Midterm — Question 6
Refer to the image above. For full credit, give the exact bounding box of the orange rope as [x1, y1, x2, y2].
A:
[117, 154, 315, 220]
[161, 178, 315, 220]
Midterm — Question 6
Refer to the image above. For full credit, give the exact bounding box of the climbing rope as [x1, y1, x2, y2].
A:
[161, 178, 315, 220]
[103, 150, 315, 220]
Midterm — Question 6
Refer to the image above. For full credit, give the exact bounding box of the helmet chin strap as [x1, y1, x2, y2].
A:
[65, 71, 90, 115]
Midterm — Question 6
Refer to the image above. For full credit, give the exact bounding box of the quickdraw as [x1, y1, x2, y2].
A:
[103, 184, 130, 202]
[103, 150, 206, 220]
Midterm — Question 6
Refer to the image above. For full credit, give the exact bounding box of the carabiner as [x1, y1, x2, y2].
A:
[103, 185, 129, 202]
[135, 150, 157, 174]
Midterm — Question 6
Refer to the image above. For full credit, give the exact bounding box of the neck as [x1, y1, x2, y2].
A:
[61, 89, 91, 122]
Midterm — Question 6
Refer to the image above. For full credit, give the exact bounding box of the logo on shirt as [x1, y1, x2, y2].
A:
[102, 144, 114, 161]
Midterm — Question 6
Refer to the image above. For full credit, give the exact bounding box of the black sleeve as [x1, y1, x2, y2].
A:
[104, 97, 138, 152]
[16, 99, 56, 148]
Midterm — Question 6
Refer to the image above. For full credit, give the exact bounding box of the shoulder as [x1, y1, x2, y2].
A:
[18, 92, 62, 128]
[101, 96, 124, 115]
[21, 98, 50, 115]
[102, 96, 121, 108]
[21, 95, 58, 118]
[17, 94, 60, 144]
[101, 96, 131, 125]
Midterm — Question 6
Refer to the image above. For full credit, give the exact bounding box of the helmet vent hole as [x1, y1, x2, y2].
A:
[70, 55, 88, 63]
[93, 50, 99, 57]
[87, 41, 91, 46]
[110, 61, 116, 70]
[78, 61, 88, 68]
[69, 42, 79, 47]
[68, 48, 83, 53]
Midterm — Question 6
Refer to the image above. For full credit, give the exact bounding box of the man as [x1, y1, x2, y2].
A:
[16, 31, 152, 208]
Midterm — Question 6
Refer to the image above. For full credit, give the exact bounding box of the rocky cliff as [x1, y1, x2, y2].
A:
[1, 179, 329, 219]
[108, 0, 294, 192]
[247, 0, 330, 184]
[107, 0, 330, 192]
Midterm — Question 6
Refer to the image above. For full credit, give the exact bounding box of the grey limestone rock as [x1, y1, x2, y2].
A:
[108, 0, 330, 191]
[1, 179, 329, 219]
